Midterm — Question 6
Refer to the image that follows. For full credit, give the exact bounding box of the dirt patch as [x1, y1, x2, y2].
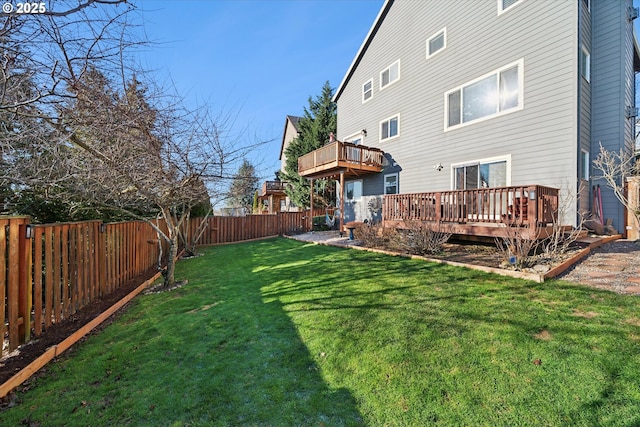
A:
[533, 330, 553, 341]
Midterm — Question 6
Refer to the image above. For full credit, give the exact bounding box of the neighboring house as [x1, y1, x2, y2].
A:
[258, 115, 302, 213]
[299, 0, 640, 236]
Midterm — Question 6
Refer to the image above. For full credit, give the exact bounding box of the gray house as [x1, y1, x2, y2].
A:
[299, 0, 640, 236]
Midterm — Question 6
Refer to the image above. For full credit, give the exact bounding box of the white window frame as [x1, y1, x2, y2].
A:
[580, 46, 591, 83]
[450, 155, 512, 190]
[345, 180, 362, 201]
[362, 78, 373, 103]
[379, 114, 400, 142]
[384, 173, 399, 195]
[380, 59, 400, 91]
[426, 28, 447, 59]
[580, 149, 590, 180]
[497, 0, 522, 15]
[444, 58, 524, 131]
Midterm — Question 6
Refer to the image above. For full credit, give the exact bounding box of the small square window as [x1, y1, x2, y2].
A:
[384, 173, 398, 195]
[362, 79, 373, 103]
[427, 28, 446, 59]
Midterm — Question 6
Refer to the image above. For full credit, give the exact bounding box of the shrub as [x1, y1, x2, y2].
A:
[396, 221, 453, 255]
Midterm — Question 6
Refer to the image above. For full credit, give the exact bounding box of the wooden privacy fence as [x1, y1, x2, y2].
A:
[185, 212, 308, 245]
[1, 218, 168, 356]
[2, 211, 309, 357]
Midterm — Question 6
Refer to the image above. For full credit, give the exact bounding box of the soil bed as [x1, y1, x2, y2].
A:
[0, 267, 158, 407]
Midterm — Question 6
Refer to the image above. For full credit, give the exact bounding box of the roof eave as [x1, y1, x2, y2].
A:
[332, 0, 394, 103]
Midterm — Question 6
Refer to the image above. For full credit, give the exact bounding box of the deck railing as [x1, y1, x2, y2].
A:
[383, 185, 559, 227]
[298, 141, 384, 176]
[260, 180, 286, 196]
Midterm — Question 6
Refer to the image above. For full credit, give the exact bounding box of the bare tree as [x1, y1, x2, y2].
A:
[1, 3, 265, 288]
[593, 142, 640, 238]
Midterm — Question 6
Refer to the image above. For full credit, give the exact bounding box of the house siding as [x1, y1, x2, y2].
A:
[337, 0, 579, 225]
[335, 0, 637, 231]
[591, 0, 636, 231]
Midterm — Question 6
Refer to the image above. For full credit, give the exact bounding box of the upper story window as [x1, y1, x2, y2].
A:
[498, 0, 522, 15]
[380, 60, 400, 90]
[380, 114, 399, 142]
[427, 28, 446, 59]
[445, 59, 523, 130]
[580, 46, 591, 82]
[362, 79, 373, 103]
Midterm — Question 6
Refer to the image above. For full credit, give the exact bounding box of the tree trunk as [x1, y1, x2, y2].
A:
[164, 234, 179, 288]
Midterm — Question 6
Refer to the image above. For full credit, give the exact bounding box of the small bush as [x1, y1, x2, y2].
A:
[396, 221, 453, 255]
[354, 222, 387, 247]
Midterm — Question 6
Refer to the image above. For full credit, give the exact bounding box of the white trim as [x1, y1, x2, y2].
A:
[362, 78, 373, 103]
[444, 58, 524, 132]
[497, 0, 522, 15]
[379, 113, 400, 143]
[333, 0, 390, 102]
[380, 59, 401, 91]
[426, 27, 447, 59]
[384, 173, 399, 195]
[344, 130, 365, 145]
[450, 154, 512, 190]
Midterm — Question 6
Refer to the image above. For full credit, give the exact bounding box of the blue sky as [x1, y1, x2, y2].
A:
[138, 0, 384, 180]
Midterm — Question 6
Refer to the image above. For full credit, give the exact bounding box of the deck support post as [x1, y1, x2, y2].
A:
[309, 178, 314, 232]
[340, 171, 345, 232]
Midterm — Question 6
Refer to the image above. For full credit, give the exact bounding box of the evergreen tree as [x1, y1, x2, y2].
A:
[281, 81, 337, 208]
[228, 159, 259, 213]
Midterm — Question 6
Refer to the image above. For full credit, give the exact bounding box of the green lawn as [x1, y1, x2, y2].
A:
[1, 237, 639, 426]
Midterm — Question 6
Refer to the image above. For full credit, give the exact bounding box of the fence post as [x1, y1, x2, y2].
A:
[5, 217, 32, 351]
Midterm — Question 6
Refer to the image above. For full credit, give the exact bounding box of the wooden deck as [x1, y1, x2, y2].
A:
[259, 180, 286, 197]
[383, 185, 560, 239]
[298, 141, 384, 179]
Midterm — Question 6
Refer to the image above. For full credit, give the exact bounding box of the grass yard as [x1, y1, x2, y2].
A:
[1, 237, 639, 426]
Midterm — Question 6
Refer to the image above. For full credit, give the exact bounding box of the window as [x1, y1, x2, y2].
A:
[580, 46, 590, 82]
[384, 173, 398, 195]
[582, 0, 590, 12]
[380, 60, 400, 90]
[427, 28, 446, 59]
[498, 0, 522, 14]
[380, 115, 399, 142]
[346, 180, 362, 200]
[344, 131, 365, 145]
[453, 159, 508, 190]
[580, 150, 590, 180]
[445, 59, 523, 130]
[362, 79, 373, 103]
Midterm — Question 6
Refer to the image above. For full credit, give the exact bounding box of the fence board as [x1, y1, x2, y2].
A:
[0, 219, 7, 350]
